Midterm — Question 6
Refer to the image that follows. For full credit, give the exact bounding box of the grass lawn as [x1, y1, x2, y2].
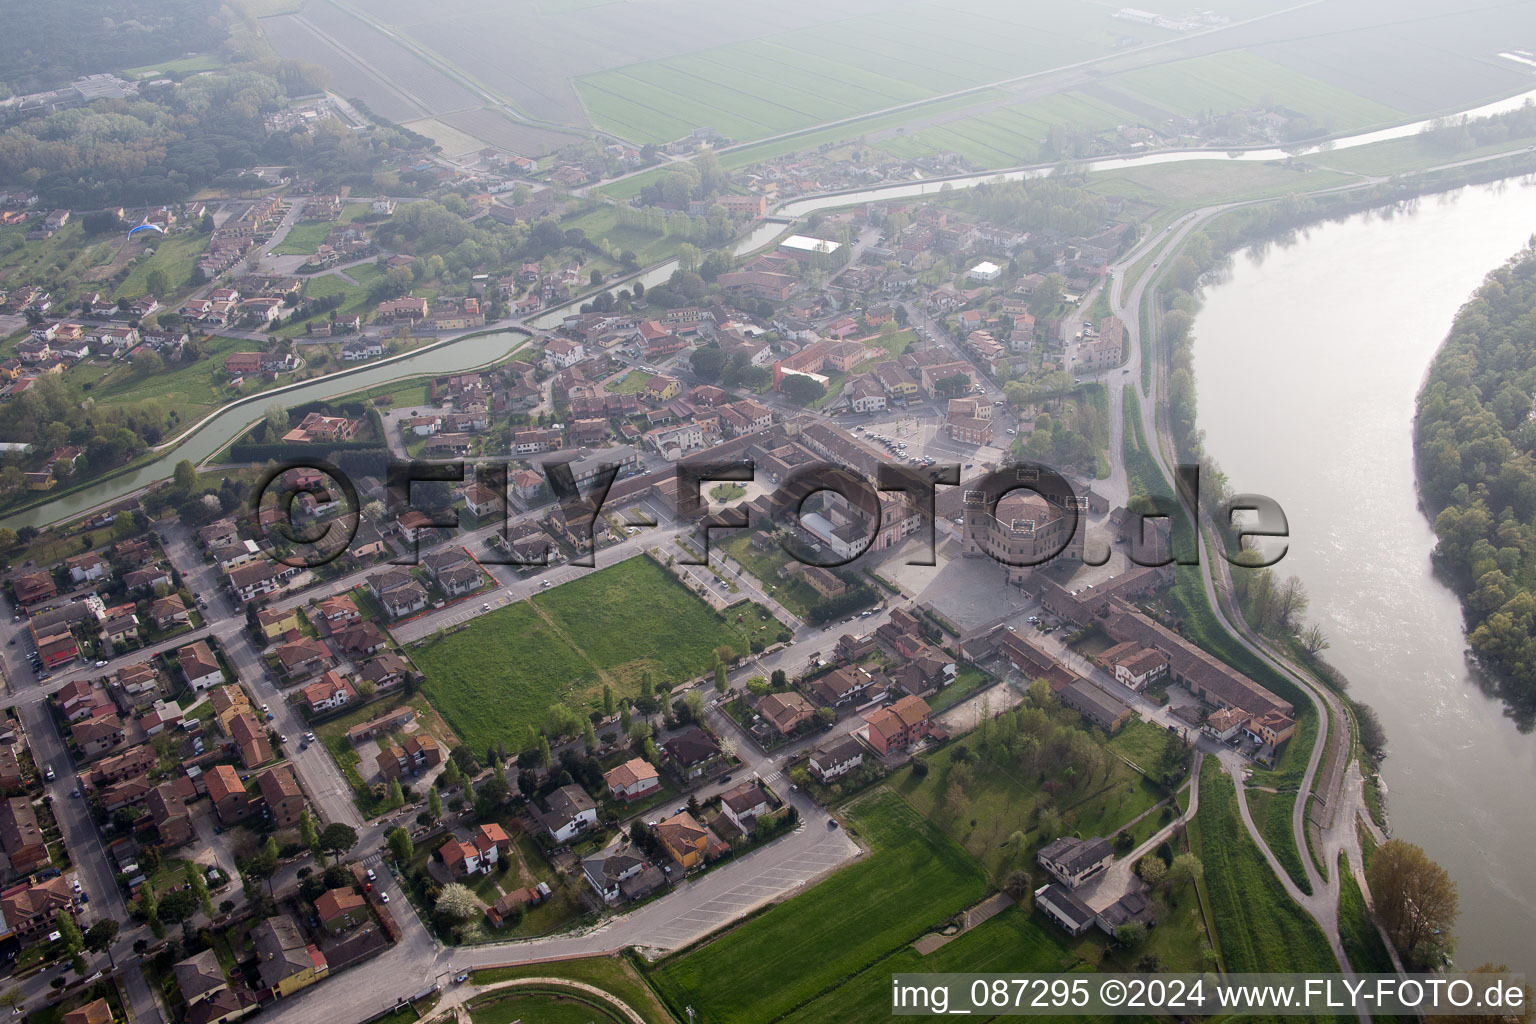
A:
[1189, 758, 1335, 973]
[1106, 716, 1169, 773]
[113, 229, 211, 299]
[415, 556, 759, 753]
[270, 220, 333, 255]
[924, 664, 994, 713]
[648, 789, 988, 1024]
[892, 727, 1160, 882]
[82, 334, 256, 421]
[606, 369, 652, 394]
[473, 955, 677, 1024]
[719, 534, 835, 619]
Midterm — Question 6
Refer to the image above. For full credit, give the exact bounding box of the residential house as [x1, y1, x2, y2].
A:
[807, 735, 865, 784]
[654, 810, 710, 870]
[273, 637, 333, 680]
[302, 671, 356, 713]
[205, 764, 251, 825]
[758, 691, 814, 736]
[71, 715, 126, 760]
[314, 888, 368, 933]
[582, 843, 663, 905]
[0, 797, 48, 876]
[603, 758, 661, 803]
[1037, 835, 1113, 889]
[256, 765, 305, 828]
[147, 780, 193, 847]
[251, 915, 327, 998]
[660, 728, 722, 779]
[1035, 882, 1097, 937]
[863, 694, 932, 755]
[535, 784, 597, 843]
[0, 876, 74, 940]
[173, 949, 230, 1009]
[719, 781, 771, 836]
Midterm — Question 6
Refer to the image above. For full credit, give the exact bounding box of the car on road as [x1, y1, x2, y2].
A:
[542, 580, 552, 587]
[43, 765, 54, 782]
[71, 879, 81, 893]
[379, 892, 389, 903]
[366, 868, 376, 881]
[481, 603, 491, 612]
[278, 735, 287, 746]
[827, 819, 839, 829]
[304, 732, 316, 743]
[93, 659, 107, 667]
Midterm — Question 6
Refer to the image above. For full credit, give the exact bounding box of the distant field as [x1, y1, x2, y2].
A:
[113, 230, 211, 300]
[1108, 51, 1403, 131]
[415, 555, 762, 753]
[575, 0, 1159, 145]
[649, 789, 989, 1024]
[123, 53, 226, 78]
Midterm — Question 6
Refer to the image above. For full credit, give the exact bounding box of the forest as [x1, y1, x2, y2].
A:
[1415, 240, 1536, 703]
[0, 0, 227, 94]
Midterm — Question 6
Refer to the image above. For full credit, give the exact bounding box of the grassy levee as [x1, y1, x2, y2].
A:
[471, 954, 678, 1024]
[1190, 759, 1335, 975]
[1246, 788, 1312, 895]
[1336, 853, 1396, 975]
[648, 789, 988, 1024]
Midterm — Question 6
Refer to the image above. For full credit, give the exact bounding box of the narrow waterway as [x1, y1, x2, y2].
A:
[1193, 178, 1536, 971]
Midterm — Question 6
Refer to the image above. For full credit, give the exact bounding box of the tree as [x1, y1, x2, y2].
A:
[318, 823, 360, 864]
[386, 826, 413, 865]
[780, 373, 826, 407]
[1368, 839, 1459, 967]
[1137, 855, 1167, 887]
[691, 345, 727, 382]
[158, 889, 199, 929]
[813, 707, 836, 728]
[184, 860, 213, 917]
[603, 684, 615, 717]
[428, 787, 443, 820]
[582, 719, 598, 752]
[55, 910, 83, 961]
[1300, 622, 1330, 655]
[387, 778, 405, 810]
[1115, 921, 1148, 946]
[714, 661, 728, 694]
[537, 735, 552, 770]
[1165, 853, 1203, 891]
[434, 882, 481, 924]
[84, 918, 120, 968]
[1003, 869, 1032, 902]
[137, 886, 161, 937]
[299, 811, 319, 858]
[145, 268, 170, 297]
[441, 758, 462, 789]
[263, 404, 289, 438]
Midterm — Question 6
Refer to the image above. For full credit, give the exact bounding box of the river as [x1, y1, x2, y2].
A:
[1192, 178, 1536, 972]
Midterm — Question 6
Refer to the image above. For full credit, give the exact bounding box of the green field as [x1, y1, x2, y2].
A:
[879, 90, 1138, 168]
[606, 369, 652, 394]
[415, 555, 765, 753]
[1189, 758, 1335, 973]
[270, 220, 333, 255]
[649, 789, 989, 1024]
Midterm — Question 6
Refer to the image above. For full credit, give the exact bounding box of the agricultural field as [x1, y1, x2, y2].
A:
[1189, 758, 1336, 973]
[648, 789, 989, 1024]
[414, 555, 768, 753]
[878, 90, 1139, 168]
[1106, 51, 1403, 131]
[574, 1, 1162, 145]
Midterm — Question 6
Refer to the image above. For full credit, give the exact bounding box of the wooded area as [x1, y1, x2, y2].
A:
[1416, 240, 1536, 704]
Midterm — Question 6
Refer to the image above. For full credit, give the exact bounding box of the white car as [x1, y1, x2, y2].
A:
[93, 660, 107, 668]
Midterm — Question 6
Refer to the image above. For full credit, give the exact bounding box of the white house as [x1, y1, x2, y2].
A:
[537, 784, 597, 843]
[967, 261, 1002, 283]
